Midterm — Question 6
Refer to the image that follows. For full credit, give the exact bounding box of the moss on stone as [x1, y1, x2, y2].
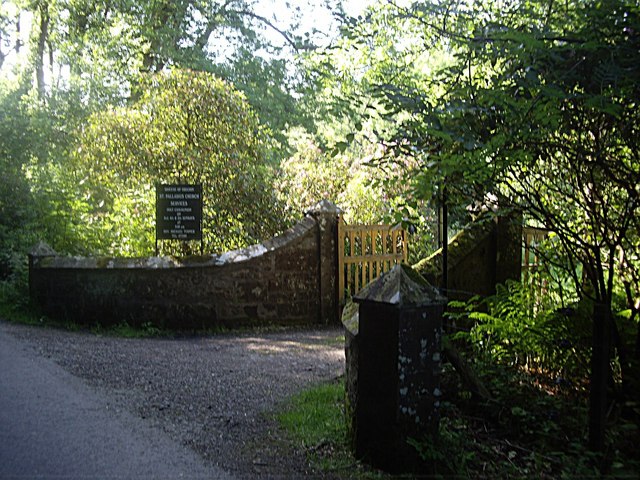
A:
[413, 217, 495, 283]
[403, 261, 436, 286]
[95, 257, 113, 269]
[341, 300, 359, 335]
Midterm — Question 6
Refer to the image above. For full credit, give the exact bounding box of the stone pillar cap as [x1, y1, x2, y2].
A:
[29, 241, 57, 257]
[307, 199, 342, 215]
[353, 264, 446, 307]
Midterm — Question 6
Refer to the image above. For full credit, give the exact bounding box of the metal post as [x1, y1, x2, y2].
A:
[441, 186, 448, 294]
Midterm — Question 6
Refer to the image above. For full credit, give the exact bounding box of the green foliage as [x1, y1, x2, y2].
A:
[276, 127, 351, 219]
[411, 358, 640, 478]
[408, 416, 477, 477]
[451, 281, 593, 384]
[1, 1, 337, 157]
[0, 90, 33, 252]
[277, 379, 353, 471]
[332, 0, 640, 301]
[0, 279, 35, 324]
[65, 69, 286, 256]
[276, 126, 394, 224]
[298, 2, 480, 260]
[333, 0, 639, 451]
[277, 126, 440, 262]
[275, 361, 639, 478]
[212, 50, 316, 150]
[0, 81, 97, 274]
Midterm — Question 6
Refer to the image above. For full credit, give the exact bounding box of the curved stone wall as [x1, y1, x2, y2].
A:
[29, 203, 341, 330]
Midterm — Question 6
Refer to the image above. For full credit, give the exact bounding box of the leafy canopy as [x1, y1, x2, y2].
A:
[68, 68, 285, 255]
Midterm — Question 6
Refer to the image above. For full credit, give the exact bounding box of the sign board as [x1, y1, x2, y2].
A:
[156, 184, 202, 240]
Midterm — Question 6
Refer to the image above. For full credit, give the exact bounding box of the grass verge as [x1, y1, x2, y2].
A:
[276, 378, 392, 479]
[276, 379, 355, 473]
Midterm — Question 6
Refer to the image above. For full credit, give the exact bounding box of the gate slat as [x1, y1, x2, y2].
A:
[338, 218, 408, 305]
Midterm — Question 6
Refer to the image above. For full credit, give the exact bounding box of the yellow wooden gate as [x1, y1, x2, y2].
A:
[338, 217, 408, 304]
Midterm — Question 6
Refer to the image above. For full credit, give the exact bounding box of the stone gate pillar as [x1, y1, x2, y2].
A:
[308, 199, 341, 324]
[343, 264, 446, 472]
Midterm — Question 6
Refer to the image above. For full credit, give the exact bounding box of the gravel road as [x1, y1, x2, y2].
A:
[0, 320, 346, 478]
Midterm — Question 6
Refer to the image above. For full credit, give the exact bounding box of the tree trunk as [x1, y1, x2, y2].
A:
[443, 341, 492, 401]
[35, 1, 50, 98]
[589, 301, 612, 451]
[636, 313, 640, 360]
[624, 282, 640, 360]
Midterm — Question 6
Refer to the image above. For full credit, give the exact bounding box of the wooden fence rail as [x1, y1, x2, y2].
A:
[522, 226, 551, 315]
[522, 226, 550, 273]
[338, 217, 408, 305]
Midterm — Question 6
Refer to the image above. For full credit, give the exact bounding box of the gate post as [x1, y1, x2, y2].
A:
[308, 199, 341, 324]
[343, 264, 446, 472]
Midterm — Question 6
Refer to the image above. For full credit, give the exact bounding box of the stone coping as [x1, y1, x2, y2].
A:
[30, 216, 317, 270]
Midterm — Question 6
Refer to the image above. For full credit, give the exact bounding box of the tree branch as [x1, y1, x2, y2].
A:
[231, 9, 315, 52]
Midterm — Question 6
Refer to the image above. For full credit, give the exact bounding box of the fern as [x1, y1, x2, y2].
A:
[458, 280, 591, 382]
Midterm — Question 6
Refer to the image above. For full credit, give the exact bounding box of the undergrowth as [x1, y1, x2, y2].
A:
[425, 360, 640, 478]
[277, 360, 639, 479]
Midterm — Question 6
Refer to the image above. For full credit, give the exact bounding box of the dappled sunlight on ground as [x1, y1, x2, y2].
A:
[237, 334, 345, 358]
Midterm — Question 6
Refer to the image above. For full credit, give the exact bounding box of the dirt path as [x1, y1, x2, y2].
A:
[0, 320, 345, 478]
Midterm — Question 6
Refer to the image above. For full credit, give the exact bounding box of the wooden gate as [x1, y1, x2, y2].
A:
[338, 217, 408, 304]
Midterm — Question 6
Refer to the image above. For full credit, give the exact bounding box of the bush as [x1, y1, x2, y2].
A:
[451, 280, 593, 384]
[54, 69, 286, 256]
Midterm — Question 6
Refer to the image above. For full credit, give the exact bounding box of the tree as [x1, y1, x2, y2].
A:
[0, 86, 35, 277]
[0, 0, 346, 147]
[0, 77, 97, 287]
[0, 0, 23, 71]
[337, 0, 639, 452]
[484, 2, 639, 450]
[64, 69, 285, 255]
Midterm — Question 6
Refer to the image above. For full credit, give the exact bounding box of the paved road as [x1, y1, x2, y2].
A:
[0, 328, 234, 479]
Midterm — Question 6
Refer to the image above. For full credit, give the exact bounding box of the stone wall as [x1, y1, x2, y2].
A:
[29, 206, 522, 330]
[413, 214, 522, 301]
[28, 202, 341, 330]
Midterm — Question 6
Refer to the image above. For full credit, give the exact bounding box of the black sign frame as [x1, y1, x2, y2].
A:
[155, 184, 203, 251]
